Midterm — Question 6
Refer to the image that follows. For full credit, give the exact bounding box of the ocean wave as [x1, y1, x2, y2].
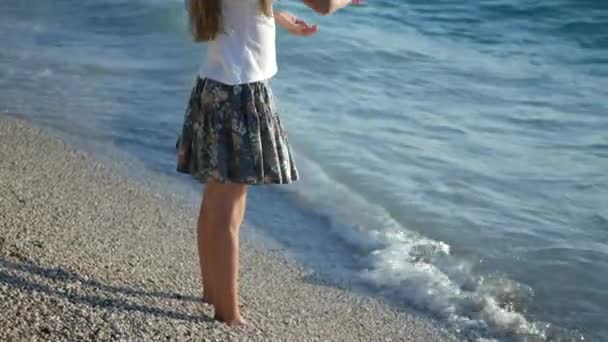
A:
[282, 153, 584, 341]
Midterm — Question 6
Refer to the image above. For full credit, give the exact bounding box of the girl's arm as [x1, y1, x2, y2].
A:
[275, 11, 319, 36]
[301, 0, 352, 15]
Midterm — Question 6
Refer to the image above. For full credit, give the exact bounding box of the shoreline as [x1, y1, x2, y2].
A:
[0, 117, 453, 341]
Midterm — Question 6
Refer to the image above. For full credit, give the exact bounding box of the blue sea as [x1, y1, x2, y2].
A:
[1, 0, 607, 341]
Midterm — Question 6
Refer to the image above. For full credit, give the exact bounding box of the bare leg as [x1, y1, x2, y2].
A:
[176, 138, 190, 172]
[201, 182, 247, 325]
[197, 194, 214, 305]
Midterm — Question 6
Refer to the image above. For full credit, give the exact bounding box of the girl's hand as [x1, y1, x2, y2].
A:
[275, 11, 319, 36]
[301, 0, 352, 15]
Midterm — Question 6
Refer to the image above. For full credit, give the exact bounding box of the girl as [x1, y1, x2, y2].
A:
[177, 0, 352, 326]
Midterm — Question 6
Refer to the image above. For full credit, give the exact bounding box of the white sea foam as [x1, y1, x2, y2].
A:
[285, 153, 559, 341]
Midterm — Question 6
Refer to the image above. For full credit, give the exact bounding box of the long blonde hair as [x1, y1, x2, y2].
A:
[188, 0, 273, 42]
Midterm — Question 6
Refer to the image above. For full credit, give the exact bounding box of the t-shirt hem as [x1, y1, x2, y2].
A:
[198, 67, 278, 86]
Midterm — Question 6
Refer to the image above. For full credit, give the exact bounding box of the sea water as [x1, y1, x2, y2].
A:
[1, 1, 607, 340]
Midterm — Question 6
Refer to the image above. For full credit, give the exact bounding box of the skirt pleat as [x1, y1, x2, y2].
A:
[177, 77, 298, 185]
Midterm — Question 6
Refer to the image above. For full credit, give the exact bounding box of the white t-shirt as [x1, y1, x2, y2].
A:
[190, 0, 278, 85]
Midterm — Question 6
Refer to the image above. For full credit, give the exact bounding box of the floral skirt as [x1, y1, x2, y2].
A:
[176, 77, 298, 185]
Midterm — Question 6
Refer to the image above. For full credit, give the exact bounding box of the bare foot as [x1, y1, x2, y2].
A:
[214, 313, 248, 327]
[202, 295, 213, 305]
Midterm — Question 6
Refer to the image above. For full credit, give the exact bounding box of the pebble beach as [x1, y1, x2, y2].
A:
[0, 117, 453, 341]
